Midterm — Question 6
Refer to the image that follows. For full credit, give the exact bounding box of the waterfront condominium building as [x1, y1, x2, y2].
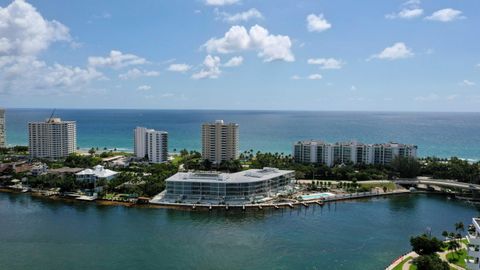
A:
[293, 140, 417, 166]
[162, 167, 295, 203]
[201, 120, 239, 164]
[134, 127, 168, 163]
[28, 118, 77, 159]
[466, 217, 480, 269]
[0, 108, 5, 148]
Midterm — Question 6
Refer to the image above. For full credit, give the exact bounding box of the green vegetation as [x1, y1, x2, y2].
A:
[392, 256, 412, 270]
[446, 249, 467, 268]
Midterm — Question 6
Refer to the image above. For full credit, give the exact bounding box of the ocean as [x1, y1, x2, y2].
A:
[4, 109, 480, 160]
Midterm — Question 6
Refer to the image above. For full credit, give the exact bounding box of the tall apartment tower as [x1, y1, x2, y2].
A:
[202, 120, 239, 164]
[0, 108, 5, 148]
[134, 127, 168, 163]
[28, 118, 77, 159]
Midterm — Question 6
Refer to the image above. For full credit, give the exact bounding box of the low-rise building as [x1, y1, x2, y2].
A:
[75, 165, 118, 183]
[293, 140, 417, 166]
[163, 167, 294, 203]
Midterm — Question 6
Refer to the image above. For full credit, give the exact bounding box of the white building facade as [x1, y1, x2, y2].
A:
[202, 120, 239, 164]
[134, 127, 168, 163]
[0, 108, 5, 148]
[28, 118, 77, 159]
[294, 140, 417, 166]
[466, 217, 480, 269]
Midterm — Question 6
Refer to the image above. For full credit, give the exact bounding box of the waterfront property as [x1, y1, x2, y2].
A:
[75, 165, 118, 183]
[133, 127, 168, 163]
[202, 120, 239, 164]
[162, 167, 294, 203]
[467, 217, 480, 269]
[0, 108, 5, 148]
[293, 140, 417, 166]
[28, 118, 77, 159]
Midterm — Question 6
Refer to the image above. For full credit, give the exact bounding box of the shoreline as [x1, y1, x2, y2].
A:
[0, 188, 413, 211]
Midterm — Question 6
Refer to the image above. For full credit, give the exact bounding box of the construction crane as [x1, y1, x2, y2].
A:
[48, 109, 56, 122]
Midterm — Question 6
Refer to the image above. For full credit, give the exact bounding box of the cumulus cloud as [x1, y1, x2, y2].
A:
[0, 0, 102, 95]
[0, 0, 71, 56]
[425, 8, 464, 22]
[308, 74, 322, 80]
[88, 50, 147, 69]
[118, 68, 159, 80]
[204, 25, 294, 62]
[216, 8, 263, 23]
[224, 56, 243, 67]
[370, 42, 413, 60]
[460, 80, 476, 87]
[137, 85, 152, 91]
[386, 8, 423, 19]
[386, 0, 423, 19]
[167, 63, 192, 73]
[307, 58, 344, 69]
[306, 14, 331, 32]
[192, 55, 221, 79]
[205, 0, 239, 6]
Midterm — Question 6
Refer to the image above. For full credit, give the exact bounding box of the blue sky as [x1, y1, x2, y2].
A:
[0, 0, 479, 111]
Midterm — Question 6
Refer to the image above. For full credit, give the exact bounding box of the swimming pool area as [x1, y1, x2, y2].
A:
[299, 192, 335, 201]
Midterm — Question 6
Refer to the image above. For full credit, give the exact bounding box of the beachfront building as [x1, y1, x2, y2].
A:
[28, 118, 77, 159]
[202, 120, 239, 164]
[134, 127, 168, 163]
[293, 140, 416, 166]
[466, 217, 480, 269]
[75, 165, 118, 183]
[0, 108, 5, 148]
[163, 167, 294, 203]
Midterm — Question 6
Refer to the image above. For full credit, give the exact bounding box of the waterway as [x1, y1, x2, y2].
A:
[0, 192, 478, 270]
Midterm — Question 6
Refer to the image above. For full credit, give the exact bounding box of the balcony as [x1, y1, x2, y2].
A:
[469, 246, 480, 258]
[468, 234, 480, 246]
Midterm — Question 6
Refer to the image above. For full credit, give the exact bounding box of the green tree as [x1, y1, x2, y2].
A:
[410, 234, 444, 255]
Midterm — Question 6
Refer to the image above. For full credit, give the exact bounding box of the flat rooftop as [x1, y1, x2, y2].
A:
[166, 167, 294, 184]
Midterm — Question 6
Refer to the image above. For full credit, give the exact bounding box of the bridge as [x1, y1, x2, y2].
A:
[394, 178, 480, 191]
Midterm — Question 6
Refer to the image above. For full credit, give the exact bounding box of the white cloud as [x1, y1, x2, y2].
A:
[386, 8, 423, 19]
[224, 56, 243, 67]
[204, 25, 294, 62]
[192, 55, 222, 79]
[167, 63, 192, 73]
[425, 8, 464, 22]
[118, 68, 159, 80]
[217, 8, 263, 23]
[371, 42, 413, 60]
[308, 74, 322, 80]
[306, 14, 331, 32]
[205, 0, 239, 6]
[460, 80, 476, 87]
[0, 0, 71, 56]
[307, 58, 344, 69]
[414, 93, 439, 102]
[137, 85, 152, 91]
[0, 0, 102, 95]
[88, 50, 147, 69]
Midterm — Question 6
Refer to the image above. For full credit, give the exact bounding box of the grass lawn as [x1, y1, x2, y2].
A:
[393, 256, 412, 270]
[446, 249, 467, 268]
[360, 182, 396, 191]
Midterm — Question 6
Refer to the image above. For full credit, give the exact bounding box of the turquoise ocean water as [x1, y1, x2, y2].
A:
[4, 109, 480, 159]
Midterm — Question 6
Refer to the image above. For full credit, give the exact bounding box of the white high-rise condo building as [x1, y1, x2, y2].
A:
[134, 127, 168, 163]
[202, 120, 239, 164]
[293, 140, 416, 166]
[0, 108, 5, 148]
[28, 118, 77, 159]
